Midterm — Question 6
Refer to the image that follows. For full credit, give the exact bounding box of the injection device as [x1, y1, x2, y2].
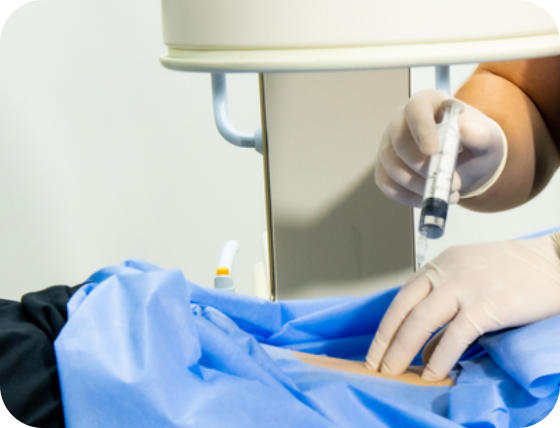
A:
[416, 66, 464, 268]
[418, 98, 464, 239]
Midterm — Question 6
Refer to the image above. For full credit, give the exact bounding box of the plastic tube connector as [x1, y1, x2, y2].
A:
[218, 240, 239, 271]
[214, 240, 239, 292]
[214, 272, 234, 292]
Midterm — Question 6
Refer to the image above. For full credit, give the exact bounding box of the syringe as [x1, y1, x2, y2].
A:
[415, 66, 463, 270]
[418, 98, 464, 239]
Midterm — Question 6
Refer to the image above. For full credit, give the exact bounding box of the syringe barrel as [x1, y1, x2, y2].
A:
[419, 99, 464, 239]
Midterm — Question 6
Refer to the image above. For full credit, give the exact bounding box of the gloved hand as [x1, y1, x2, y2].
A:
[366, 233, 560, 381]
[375, 90, 507, 207]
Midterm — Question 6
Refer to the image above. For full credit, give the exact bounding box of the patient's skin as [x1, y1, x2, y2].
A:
[293, 351, 454, 387]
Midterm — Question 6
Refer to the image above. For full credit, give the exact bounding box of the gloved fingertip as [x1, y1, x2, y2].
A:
[364, 357, 377, 371]
[421, 366, 443, 382]
[381, 361, 396, 375]
[365, 343, 383, 371]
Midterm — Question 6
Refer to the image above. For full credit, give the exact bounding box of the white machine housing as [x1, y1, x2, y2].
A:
[161, 0, 560, 72]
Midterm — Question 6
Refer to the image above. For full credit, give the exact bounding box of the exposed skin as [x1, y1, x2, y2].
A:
[456, 57, 560, 211]
[293, 351, 453, 387]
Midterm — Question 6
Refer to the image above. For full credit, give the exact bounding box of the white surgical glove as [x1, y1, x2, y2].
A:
[375, 90, 507, 207]
[366, 233, 560, 381]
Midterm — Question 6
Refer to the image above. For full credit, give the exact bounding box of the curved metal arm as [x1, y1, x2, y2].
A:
[211, 73, 263, 154]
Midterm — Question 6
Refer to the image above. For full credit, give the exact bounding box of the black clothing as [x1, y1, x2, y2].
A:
[0, 285, 81, 428]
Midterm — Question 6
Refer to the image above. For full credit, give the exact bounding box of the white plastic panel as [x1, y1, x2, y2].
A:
[262, 70, 414, 299]
[162, 0, 555, 49]
[161, 0, 560, 72]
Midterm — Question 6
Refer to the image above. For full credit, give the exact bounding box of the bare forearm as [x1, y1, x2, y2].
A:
[455, 60, 560, 212]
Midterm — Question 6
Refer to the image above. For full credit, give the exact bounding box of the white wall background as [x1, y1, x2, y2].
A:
[412, 65, 560, 261]
[0, 0, 266, 300]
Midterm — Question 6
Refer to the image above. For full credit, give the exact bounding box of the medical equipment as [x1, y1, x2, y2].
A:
[214, 235, 272, 297]
[416, 67, 464, 268]
[419, 91, 464, 240]
[415, 67, 462, 267]
[416, 101, 462, 264]
[214, 240, 239, 292]
[159, 0, 560, 297]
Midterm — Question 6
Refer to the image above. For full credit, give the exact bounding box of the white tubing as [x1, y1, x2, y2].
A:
[218, 240, 240, 271]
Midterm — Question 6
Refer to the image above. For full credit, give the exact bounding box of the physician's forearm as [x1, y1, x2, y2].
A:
[455, 59, 560, 212]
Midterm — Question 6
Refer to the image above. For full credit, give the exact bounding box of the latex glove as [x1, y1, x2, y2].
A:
[366, 234, 560, 381]
[374, 90, 507, 207]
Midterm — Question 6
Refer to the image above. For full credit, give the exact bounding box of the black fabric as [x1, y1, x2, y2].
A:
[0, 284, 82, 428]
